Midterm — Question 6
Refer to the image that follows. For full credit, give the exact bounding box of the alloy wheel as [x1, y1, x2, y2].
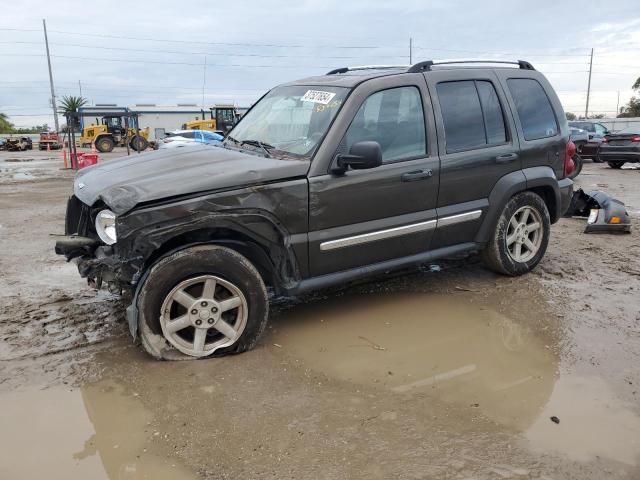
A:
[159, 275, 248, 357]
[505, 206, 543, 263]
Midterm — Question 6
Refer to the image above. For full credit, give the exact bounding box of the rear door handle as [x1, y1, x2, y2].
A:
[401, 169, 433, 182]
[495, 153, 519, 164]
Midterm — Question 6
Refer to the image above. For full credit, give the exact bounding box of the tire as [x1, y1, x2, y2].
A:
[608, 161, 624, 169]
[96, 136, 115, 153]
[130, 135, 148, 152]
[137, 245, 268, 360]
[594, 153, 604, 163]
[481, 191, 551, 276]
[568, 153, 583, 179]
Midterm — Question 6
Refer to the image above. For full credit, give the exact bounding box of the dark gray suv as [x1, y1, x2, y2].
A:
[56, 59, 574, 360]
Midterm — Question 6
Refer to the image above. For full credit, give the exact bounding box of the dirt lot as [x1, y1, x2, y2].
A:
[1, 149, 639, 479]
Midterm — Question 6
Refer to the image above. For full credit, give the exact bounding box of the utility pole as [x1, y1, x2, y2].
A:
[409, 37, 413, 64]
[585, 48, 594, 119]
[42, 19, 59, 132]
[78, 80, 82, 97]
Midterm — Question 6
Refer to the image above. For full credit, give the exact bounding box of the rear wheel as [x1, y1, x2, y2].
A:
[608, 161, 624, 169]
[130, 135, 148, 151]
[481, 191, 550, 276]
[96, 136, 115, 153]
[137, 245, 268, 360]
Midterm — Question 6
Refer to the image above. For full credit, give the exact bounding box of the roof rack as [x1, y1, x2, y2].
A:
[326, 65, 408, 75]
[407, 59, 535, 73]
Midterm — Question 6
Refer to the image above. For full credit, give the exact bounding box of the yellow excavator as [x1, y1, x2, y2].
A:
[182, 105, 240, 134]
[80, 111, 150, 153]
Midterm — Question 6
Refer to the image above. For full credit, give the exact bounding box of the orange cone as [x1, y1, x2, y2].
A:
[62, 147, 68, 169]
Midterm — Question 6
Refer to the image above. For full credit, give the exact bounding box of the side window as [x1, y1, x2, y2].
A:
[344, 86, 426, 163]
[437, 80, 506, 153]
[476, 81, 507, 145]
[594, 123, 607, 135]
[507, 78, 558, 141]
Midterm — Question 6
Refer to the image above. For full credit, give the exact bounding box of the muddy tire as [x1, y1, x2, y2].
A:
[96, 136, 115, 153]
[481, 191, 550, 276]
[608, 161, 624, 169]
[137, 245, 268, 360]
[130, 135, 148, 152]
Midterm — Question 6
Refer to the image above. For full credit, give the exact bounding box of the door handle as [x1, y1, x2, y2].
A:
[401, 169, 433, 182]
[495, 153, 519, 164]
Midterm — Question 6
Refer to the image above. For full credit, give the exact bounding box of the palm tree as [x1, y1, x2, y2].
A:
[58, 95, 87, 114]
[58, 95, 87, 130]
[0, 112, 15, 134]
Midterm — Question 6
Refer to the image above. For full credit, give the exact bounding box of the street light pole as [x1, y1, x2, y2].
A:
[42, 19, 59, 132]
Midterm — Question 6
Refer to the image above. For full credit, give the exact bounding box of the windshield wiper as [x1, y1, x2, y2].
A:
[240, 139, 274, 158]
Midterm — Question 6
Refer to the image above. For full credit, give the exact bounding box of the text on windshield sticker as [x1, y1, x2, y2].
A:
[301, 90, 336, 105]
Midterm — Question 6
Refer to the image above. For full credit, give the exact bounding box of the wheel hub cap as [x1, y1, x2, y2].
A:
[505, 206, 543, 263]
[159, 275, 248, 357]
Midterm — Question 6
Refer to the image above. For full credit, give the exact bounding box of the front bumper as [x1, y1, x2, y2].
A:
[55, 235, 139, 289]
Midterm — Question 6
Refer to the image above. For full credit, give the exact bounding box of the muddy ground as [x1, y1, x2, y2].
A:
[1, 149, 639, 479]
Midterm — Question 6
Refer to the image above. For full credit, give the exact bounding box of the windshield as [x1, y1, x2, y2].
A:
[227, 85, 349, 158]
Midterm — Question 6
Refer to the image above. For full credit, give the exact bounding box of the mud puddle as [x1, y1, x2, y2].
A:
[271, 292, 640, 466]
[272, 292, 559, 429]
[0, 380, 199, 480]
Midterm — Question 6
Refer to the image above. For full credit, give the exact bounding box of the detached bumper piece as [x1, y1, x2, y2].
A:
[54, 235, 99, 259]
[565, 189, 631, 234]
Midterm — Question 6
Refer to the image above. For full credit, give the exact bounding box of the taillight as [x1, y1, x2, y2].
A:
[631, 135, 640, 142]
[601, 136, 609, 143]
[564, 140, 576, 178]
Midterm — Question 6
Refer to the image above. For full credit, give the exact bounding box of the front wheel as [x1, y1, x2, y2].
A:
[137, 245, 268, 360]
[608, 161, 624, 169]
[130, 135, 148, 151]
[481, 191, 551, 276]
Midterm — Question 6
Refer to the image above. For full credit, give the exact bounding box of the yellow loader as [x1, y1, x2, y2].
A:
[81, 115, 150, 153]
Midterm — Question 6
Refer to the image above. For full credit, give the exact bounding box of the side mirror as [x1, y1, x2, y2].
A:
[334, 141, 382, 173]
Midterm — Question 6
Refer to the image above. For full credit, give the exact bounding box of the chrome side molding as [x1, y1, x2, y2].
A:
[319, 210, 482, 251]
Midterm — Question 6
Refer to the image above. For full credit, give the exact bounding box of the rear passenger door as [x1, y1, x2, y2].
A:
[424, 70, 519, 248]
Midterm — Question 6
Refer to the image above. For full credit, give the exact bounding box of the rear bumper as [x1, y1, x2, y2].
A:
[557, 177, 573, 218]
[597, 150, 640, 162]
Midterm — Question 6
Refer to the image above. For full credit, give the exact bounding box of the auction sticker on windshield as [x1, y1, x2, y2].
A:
[301, 90, 337, 105]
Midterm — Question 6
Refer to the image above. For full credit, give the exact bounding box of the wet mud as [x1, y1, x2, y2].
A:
[1, 154, 640, 479]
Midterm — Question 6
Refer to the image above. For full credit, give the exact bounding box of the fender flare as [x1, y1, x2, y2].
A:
[474, 167, 560, 243]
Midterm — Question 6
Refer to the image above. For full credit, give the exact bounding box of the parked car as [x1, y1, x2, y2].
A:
[5, 136, 33, 151]
[56, 59, 573, 360]
[568, 121, 610, 161]
[159, 129, 223, 149]
[598, 126, 640, 169]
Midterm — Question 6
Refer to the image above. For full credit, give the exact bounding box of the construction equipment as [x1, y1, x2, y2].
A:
[78, 108, 149, 153]
[39, 131, 61, 150]
[182, 105, 239, 134]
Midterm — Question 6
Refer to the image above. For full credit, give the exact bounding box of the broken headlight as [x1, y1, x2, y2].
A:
[95, 209, 117, 245]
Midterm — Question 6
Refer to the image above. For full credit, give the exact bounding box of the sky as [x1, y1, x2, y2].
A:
[1, 0, 639, 128]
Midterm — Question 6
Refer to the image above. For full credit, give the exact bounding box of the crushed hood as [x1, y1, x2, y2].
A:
[73, 145, 310, 214]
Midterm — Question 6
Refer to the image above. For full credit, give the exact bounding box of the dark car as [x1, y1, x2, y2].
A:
[55, 59, 573, 360]
[598, 126, 640, 169]
[568, 121, 609, 160]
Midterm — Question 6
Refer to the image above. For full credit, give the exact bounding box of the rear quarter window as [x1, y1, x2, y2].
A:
[507, 78, 558, 141]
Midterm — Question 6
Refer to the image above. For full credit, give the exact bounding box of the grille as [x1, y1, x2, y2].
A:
[64, 195, 91, 236]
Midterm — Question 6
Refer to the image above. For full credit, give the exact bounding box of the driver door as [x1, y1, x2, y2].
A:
[307, 76, 440, 276]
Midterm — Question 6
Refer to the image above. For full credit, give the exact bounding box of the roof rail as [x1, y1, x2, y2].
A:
[326, 65, 408, 75]
[407, 59, 535, 72]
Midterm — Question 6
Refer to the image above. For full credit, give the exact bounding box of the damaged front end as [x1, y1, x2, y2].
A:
[54, 195, 141, 292]
[565, 189, 632, 233]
